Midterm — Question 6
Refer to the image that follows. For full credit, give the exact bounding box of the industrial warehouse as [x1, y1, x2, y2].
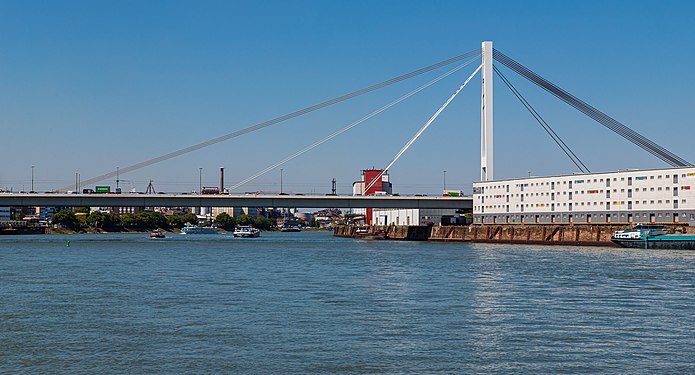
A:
[473, 167, 695, 225]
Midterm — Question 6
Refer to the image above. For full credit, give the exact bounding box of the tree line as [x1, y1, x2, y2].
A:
[51, 210, 276, 231]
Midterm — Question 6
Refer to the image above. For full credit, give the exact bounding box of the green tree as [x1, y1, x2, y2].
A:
[52, 210, 80, 230]
[121, 213, 138, 228]
[136, 212, 153, 228]
[215, 212, 236, 230]
[101, 212, 121, 229]
[86, 211, 104, 228]
[149, 212, 168, 229]
[183, 213, 198, 225]
[236, 214, 254, 226]
[86, 211, 121, 229]
[74, 207, 90, 214]
[255, 216, 272, 230]
[167, 215, 185, 228]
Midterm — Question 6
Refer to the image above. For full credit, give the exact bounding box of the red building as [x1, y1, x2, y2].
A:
[352, 169, 393, 225]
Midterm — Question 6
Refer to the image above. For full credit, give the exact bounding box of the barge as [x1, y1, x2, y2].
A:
[611, 224, 695, 249]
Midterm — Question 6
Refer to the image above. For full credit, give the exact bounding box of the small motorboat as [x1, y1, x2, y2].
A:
[280, 226, 301, 232]
[150, 230, 166, 239]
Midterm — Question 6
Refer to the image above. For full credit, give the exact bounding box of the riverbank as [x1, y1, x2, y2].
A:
[42, 227, 330, 235]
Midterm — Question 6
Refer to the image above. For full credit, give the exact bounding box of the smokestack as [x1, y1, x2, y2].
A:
[220, 167, 224, 193]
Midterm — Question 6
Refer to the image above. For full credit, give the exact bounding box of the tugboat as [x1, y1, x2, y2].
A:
[233, 225, 261, 238]
[611, 224, 695, 249]
[150, 229, 166, 239]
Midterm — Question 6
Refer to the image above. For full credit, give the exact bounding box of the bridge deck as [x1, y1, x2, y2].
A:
[0, 193, 472, 209]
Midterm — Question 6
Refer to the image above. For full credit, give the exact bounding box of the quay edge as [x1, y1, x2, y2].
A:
[334, 224, 690, 247]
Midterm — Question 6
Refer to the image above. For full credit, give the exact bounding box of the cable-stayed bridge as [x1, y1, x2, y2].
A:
[5, 41, 688, 209]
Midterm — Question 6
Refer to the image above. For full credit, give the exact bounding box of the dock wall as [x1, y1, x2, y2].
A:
[334, 224, 688, 247]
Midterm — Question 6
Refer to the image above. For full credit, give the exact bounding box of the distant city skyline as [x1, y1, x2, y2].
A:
[1, 0, 694, 194]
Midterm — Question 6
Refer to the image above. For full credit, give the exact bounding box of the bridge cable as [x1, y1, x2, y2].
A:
[364, 64, 483, 194]
[229, 57, 480, 192]
[59, 49, 482, 192]
[493, 65, 590, 173]
[493, 50, 685, 167]
[493, 50, 684, 168]
[493, 49, 690, 167]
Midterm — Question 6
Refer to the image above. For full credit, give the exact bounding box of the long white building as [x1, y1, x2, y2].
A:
[473, 167, 695, 225]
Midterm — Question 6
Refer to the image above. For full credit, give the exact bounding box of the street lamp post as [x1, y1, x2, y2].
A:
[280, 168, 284, 194]
[116, 166, 120, 190]
[443, 170, 447, 192]
[31, 165, 34, 192]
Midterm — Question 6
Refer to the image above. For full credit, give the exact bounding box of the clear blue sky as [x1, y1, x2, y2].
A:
[1, 0, 694, 194]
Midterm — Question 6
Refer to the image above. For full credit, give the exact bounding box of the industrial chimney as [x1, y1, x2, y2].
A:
[220, 167, 224, 193]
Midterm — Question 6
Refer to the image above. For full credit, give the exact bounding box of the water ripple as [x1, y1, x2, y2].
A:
[1, 232, 694, 373]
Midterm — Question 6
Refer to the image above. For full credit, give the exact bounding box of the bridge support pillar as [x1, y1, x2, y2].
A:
[481, 41, 493, 181]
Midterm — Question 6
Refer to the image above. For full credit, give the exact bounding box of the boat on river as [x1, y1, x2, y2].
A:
[181, 224, 218, 235]
[280, 226, 301, 232]
[150, 230, 166, 239]
[233, 225, 261, 238]
[611, 224, 695, 249]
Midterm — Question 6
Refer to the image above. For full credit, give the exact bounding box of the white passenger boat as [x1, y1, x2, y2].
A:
[233, 225, 261, 238]
[181, 224, 218, 234]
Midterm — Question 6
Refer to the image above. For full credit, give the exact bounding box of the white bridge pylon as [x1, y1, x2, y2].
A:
[480, 41, 493, 182]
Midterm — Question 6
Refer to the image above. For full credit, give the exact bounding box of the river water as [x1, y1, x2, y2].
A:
[1, 231, 694, 374]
